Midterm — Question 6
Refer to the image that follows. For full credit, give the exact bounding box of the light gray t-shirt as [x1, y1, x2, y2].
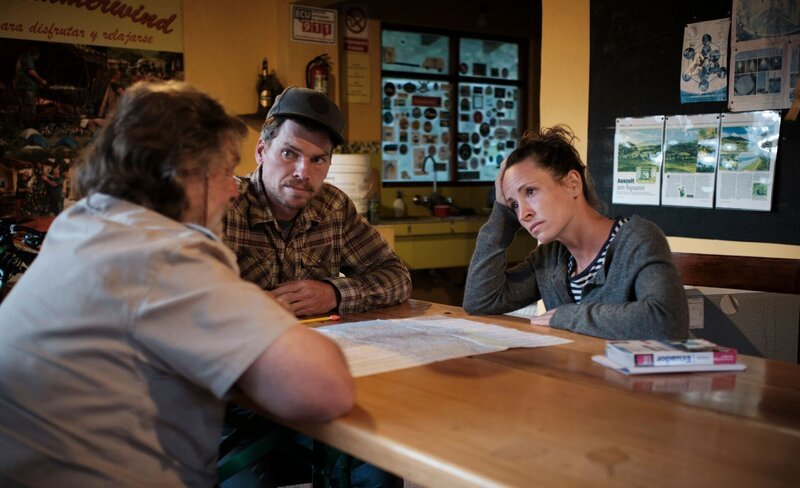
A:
[0, 194, 296, 486]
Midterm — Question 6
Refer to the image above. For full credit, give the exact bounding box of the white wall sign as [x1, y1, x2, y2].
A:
[291, 5, 336, 44]
[346, 52, 370, 103]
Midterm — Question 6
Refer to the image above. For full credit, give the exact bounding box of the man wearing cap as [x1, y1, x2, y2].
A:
[223, 87, 411, 317]
[221, 88, 406, 486]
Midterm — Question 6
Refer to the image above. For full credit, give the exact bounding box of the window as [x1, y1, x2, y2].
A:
[381, 27, 525, 184]
[382, 31, 450, 75]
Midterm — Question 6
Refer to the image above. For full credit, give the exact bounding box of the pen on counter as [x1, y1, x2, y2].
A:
[299, 314, 341, 325]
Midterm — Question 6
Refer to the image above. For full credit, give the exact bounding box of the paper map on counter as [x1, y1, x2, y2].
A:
[316, 315, 571, 377]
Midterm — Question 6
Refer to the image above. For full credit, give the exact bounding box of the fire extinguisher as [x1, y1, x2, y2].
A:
[306, 54, 330, 95]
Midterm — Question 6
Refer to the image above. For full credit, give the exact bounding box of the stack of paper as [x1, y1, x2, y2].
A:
[316, 315, 571, 377]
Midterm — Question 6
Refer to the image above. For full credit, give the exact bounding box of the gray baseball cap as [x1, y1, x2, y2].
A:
[267, 86, 345, 145]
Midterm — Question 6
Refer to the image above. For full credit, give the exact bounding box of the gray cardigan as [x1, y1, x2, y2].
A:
[463, 203, 689, 340]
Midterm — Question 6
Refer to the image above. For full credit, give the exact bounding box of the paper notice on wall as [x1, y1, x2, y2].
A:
[612, 116, 665, 206]
[715, 111, 781, 211]
[729, 0, 800, 111]
[661, 114, 720, 208]
[680, 18, 730, 103]
[346, 52, 370, 103]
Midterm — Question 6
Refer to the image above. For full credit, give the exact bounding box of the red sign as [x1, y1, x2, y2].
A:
[344, 37, 368, 53]
[411, 96, 441, 107]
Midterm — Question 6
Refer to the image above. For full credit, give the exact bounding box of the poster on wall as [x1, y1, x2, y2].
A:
[680, 18, 730, 103]
[0, 0, 183, 220]
[729, 0, 800, 112]
[661, 114, 720, 208]
[612, 116, 664, 206]
[715, 111, 780, 211]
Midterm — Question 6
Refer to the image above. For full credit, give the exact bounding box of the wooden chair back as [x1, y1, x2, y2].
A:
[673, 253, 800, 363]
[672, 253, 800, 294]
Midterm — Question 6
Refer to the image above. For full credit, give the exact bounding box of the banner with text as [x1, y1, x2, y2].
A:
[0, 0, 183, 52]
[0, 0, 184, 222]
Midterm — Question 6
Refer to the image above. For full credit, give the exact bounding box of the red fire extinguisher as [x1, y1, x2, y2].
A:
[306, 54, 331, 95]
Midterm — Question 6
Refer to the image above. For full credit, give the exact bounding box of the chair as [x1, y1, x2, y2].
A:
[672, 252, 800, 363]
[672, 252, 800, 294]
[218, 406, 364, 487]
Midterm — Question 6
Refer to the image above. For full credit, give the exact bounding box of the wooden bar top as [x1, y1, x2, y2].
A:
[286, 300, 800, 487]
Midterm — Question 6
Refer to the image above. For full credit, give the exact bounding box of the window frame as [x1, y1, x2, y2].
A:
[381, 23, 528, 186]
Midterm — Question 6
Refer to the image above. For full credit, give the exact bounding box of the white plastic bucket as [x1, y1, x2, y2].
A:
[325, 154, 370, 214]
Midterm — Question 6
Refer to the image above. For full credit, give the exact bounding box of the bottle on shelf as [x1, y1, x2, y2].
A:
[393, 191, 406, 218]
[368, 198, 380, 225]
[257, 58, 273, 115]
[268, 69, 284, 107]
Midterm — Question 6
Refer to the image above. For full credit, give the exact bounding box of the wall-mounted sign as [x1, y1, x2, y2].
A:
[0, 0, 185, 222]
[344, 6, 368, 53]
[0, 0, 183, 52]
[291, 5, 336, 45]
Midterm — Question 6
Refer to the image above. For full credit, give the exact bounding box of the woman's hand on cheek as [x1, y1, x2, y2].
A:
[495, 158, 508, 206]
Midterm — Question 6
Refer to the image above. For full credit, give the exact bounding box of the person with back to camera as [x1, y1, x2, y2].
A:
[463, 125, 689, 340]
[0, 81, 354, 487]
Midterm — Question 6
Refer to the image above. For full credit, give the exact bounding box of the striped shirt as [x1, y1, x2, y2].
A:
[567, 217, 628, 303]
[222, 167, 412, 313]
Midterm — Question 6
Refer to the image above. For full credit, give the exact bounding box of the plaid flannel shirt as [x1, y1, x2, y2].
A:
[222, 168, 412, 313]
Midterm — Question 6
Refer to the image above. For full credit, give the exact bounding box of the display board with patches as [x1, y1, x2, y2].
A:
[381, 27, 525, 184]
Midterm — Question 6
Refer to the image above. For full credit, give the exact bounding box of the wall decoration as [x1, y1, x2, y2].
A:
[456, 82, 519, 181]
[661, 114, 719, 208]
[612, 110, 781, 212]
[381, 77, 450, 182]
[715, 110, 780, 211]
[291, 5, 336, 45]
[612, 116, 665, 206]
[680, 18, 729, 103]
[0, 0, 183, 218]
[381, 28, 524, 183]
[729, 0, 800, 111]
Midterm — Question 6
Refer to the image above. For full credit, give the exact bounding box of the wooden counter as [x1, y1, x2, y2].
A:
[286, 300, 800, 487]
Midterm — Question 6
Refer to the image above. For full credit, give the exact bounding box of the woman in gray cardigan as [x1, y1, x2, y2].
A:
[463, 126, 688, 340]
